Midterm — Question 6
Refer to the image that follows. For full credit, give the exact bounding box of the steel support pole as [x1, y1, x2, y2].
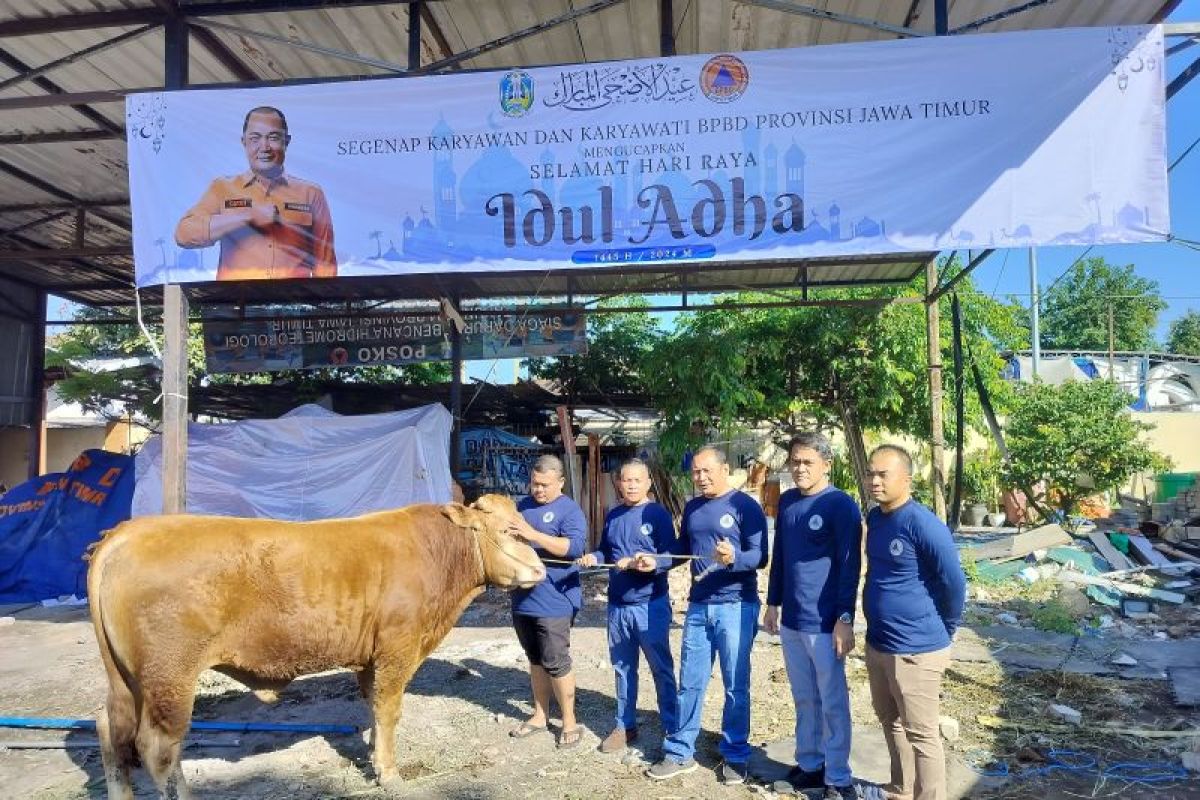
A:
[449, 311, 463, 481]
[925, 260, 946, 521]
[26, 289, 46, 479]
[660, 0, 675, 57]
[162, 285, 189, 513]
[161, 17, 189, 514]
[1029, 248, 1040, 379]
[408, 0, 422, 70]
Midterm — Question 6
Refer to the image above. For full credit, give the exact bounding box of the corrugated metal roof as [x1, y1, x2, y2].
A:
[0, 0, 1179, 307]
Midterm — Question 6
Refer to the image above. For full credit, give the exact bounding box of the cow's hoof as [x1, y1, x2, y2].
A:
[378, 773, 404, 793]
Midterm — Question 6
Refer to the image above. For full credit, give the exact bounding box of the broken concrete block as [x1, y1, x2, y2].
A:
[1048, 704, 1082, 725]
[997, 612, 1020, 626]
[939, 715, 960, 742]
[1111, 652, 1138, 666]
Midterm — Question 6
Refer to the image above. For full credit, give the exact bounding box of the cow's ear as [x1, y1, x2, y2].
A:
[442, 502, 480, 530]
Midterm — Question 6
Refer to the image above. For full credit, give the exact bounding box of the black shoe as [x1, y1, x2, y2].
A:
[646, 758, 697, 780]
[718, 761, 749, 785]
[825, 784, 860, 800]
[779, 764, 825, 790]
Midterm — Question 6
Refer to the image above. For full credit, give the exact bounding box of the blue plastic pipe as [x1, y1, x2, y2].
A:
[0, 716, 358, 735]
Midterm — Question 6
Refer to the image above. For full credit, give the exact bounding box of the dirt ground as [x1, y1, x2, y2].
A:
[2, 571, 1199, 800]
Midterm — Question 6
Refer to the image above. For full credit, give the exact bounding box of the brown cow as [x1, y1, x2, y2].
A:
[87, 494, 544, 800]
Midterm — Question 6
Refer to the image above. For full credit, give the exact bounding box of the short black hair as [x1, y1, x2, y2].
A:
[869, 444, 913, 476]
[788, 432, 833, 462]
[242, 106, 289, 134]
[532, 454, 564, 477]
[619, 457, 649, 477]
[693, 446, 727, 465]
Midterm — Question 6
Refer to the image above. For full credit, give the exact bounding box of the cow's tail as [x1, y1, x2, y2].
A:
[87, 529, 139, 800]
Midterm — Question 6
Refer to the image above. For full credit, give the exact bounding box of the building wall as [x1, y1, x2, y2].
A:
[0, 422, 149, 492]
[1134, 412, 1200, 474]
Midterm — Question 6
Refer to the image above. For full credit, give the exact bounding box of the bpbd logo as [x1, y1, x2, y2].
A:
[500, 70, 534, 117]
[699, 54, 749, 103]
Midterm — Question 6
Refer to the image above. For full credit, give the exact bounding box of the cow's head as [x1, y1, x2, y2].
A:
[441, 494, 546, 590]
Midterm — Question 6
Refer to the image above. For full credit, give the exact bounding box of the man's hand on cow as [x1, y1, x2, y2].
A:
[576, 553, 598, 568]
[713, 537, 735, 566]
[632, 553, 658, 572]
[507, 517, 539, 543]
[763, 605, 780, 636]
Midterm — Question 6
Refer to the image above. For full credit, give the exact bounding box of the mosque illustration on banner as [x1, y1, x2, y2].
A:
[367, 115, 895, 264]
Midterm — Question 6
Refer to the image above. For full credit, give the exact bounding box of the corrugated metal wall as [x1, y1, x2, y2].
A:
[0, 276, 37, 427]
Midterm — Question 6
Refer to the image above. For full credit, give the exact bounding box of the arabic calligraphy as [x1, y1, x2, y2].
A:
[543, 62, 695, 111]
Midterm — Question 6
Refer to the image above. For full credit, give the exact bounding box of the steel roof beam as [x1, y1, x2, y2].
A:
[952, 0, 1055, 35]
[0, 245, 130, 262]
[0, 24, 159, 94]
[0, 211, 72, 240]
[189, 17, 410, 73]
[0, 198, 127, 214]
[0, 49, 122, 133]
[421, 0, 628, 72]
[0, 3, 425, 38]
[735, 0, 927, 38]
[0, 129, 121, 145]
[1168, 53, 1200, 98]
[0, 160, 131, 232]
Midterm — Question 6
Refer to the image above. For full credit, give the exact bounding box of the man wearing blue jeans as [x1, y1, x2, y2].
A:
[647, 446, 767, 785]
[578, 458, 678, 753]
[765, 433, 863, 800]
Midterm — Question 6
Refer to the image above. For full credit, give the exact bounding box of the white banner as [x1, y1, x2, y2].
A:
[127, 25, 1168, 286]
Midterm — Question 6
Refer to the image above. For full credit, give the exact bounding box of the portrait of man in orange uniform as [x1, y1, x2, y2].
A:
[175, 106, 337, 280]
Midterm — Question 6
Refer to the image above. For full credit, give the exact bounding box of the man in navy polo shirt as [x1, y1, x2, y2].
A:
[647, 446, 766, 785]
[864, 444, 966, 800]
[578, 458, 678, 754]
[766, 432, 862, 800]
[507, 455, 589, 750]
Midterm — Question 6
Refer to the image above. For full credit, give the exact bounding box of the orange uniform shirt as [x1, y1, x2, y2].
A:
[175, 170, 337, 280]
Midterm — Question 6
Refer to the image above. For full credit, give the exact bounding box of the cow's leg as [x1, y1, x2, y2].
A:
[136, 673, 199, 800]
[357, 665, 376, 747]
[97, 676, 138, 800]
[369, 656, 420, 785]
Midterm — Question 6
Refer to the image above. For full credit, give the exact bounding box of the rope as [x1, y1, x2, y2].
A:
[964, 749, 1189, 785]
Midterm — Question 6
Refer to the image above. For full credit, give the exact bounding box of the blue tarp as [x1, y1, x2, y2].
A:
[0, 449, 134, 603]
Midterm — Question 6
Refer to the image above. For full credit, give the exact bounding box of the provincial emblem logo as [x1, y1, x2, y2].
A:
[500, 70, 535, 117]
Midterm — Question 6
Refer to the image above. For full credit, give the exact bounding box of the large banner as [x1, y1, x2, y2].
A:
[127, 25, 1168, 287]
[202, 306, 587, 372]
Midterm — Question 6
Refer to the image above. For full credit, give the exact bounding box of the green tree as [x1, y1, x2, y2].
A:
[1166, 310, 1200, 356]
[524, 296, 664, 400]
[1002, 379, 1168, 521]
[48, 306, 449, 424]
[643, 258, 1025, 482]
[1039, 257, 1166, 351]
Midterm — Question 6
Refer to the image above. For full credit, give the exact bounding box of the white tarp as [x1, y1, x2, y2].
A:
[133, 403, 452, 519]
[127, 25, 1168, 286]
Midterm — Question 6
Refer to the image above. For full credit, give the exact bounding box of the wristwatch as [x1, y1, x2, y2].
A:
[838, 612, 853, 625]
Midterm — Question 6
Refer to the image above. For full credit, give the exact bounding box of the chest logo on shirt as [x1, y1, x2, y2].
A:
[283, 201, 312, 212]
[719, 513, 735, 529]
[808, 514, 823, 530]
[224, 198, 252, 208]
[640, 523, 653, 536]
[542, 511, 555, 524]
[889, 538, 905, 557]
